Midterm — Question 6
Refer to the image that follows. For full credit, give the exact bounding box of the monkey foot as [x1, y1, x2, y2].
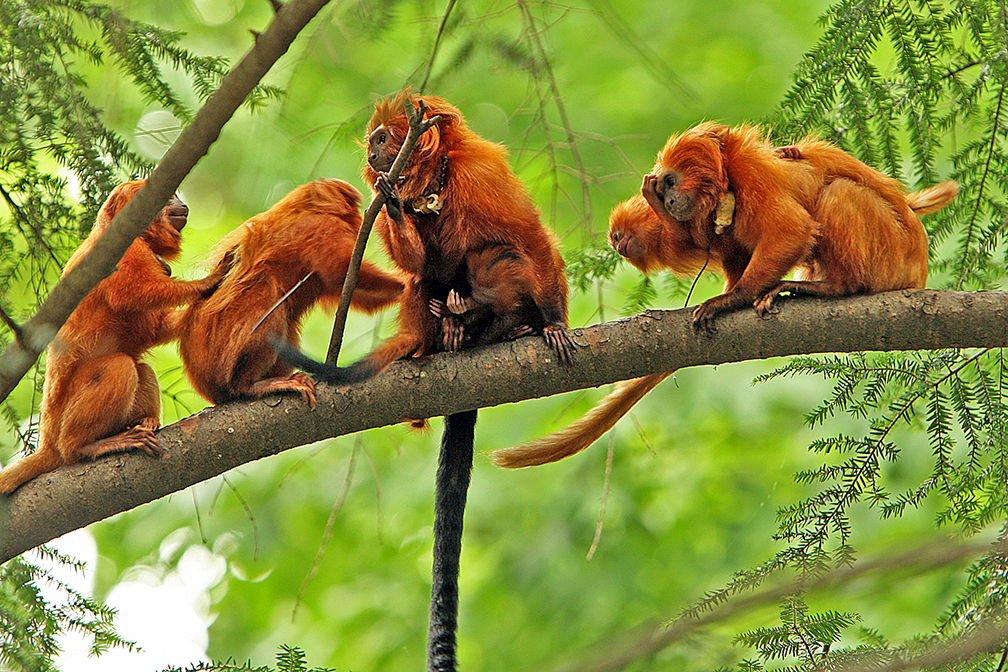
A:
[442, 317, 465, 352]
[543, 323, 574, 364]
[82, 417, 162, 460]
[248, 373, 317, 409]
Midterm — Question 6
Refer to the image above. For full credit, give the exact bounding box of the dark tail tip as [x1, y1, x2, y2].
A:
[270, 337, 376, 385]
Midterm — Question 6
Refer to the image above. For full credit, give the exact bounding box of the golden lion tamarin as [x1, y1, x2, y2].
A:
[0, 181, 216, 493]
[176, 178, 403, 407]
[490, 123, 957, 469]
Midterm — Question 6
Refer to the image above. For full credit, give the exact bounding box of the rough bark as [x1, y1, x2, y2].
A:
[1, 288, 1007, 562]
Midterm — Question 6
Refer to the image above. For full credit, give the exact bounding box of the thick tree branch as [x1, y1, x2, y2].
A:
[2, 289, 1008, 561]
[0, 0, 333, 403]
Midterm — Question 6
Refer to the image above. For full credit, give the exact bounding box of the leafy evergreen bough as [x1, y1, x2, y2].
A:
[679, 1, 1008, 667]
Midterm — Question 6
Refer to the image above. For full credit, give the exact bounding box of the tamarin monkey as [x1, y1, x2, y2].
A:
[176, 178, 403, 407]
[490, 122, 958, 469]
[428, 244, 547, 352]
[0, 180, 217, 494]
[276, 92, 572, 672]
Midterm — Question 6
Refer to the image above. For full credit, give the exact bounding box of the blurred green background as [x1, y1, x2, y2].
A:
[7, 0, 974, 669]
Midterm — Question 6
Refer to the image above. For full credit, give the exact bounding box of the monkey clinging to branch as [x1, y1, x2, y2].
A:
[0, 181, 218, 494]
[490, 122, 958, 469]
[176, 178, 403, 407]
[276, 91, 573, 672]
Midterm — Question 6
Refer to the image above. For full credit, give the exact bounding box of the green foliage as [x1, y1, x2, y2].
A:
[0, 547, 133, 672]
[5, 0, 1008, 670]
[0, 0, 278, 476]
[159, 645, 332, 672]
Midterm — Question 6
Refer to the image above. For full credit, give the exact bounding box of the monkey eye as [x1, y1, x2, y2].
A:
[610, 230, 620, 243]
[663, 174, 675, 188]
[379, 133, 387, 144]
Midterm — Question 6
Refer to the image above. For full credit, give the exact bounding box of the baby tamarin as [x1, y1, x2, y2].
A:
[0, 180, 216, 493]
[176, 178, 403, 407]
[428, 244, 545, 352]
[490, 122, 958, 468]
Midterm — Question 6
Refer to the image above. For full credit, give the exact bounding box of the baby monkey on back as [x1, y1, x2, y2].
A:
[491, 122, 958, 469]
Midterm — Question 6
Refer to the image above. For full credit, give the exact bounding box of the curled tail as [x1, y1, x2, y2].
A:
[907, 180, 958, 216]
[428, 409, 477, 672]
[0, 448, 63, 494]
[489, 371, 672, 468]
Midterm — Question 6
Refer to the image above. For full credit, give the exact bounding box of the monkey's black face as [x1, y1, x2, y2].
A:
[653, 170, 696, 221]
[367, 125, 396, 173]
[166, 195, 189, 232]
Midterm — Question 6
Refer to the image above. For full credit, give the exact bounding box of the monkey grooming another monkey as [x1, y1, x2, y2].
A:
[490, 123, 957, 469]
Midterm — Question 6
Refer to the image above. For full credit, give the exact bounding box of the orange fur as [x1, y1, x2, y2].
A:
[0, 180, 215, 493]
[177, 179, 403, 405]
[281, 92, 571, 383]
[493, 123, 957, 468]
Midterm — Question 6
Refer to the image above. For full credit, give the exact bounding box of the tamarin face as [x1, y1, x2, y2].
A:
[608, 194, 658, 273]
[367, 124, 397, 174]
[651, 169, 697, 222]
[165, 195, 189, 232]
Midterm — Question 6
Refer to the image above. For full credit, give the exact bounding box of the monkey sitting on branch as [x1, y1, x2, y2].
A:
[0, 181, 218, 494]
[176, 178, 404, 407]
[490, 122, 958, 469]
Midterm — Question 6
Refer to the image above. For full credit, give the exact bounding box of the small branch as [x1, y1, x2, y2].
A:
[419, 0, 458, 94]
[0, 0, 334, 403]
[4, 289, 1008, 562]
[325, 101, 440, 364]
[0, 306, 24, 345]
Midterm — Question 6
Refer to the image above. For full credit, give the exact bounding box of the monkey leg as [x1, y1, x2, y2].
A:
[230, 336, 317, 408]
[56, 354, 161, 463]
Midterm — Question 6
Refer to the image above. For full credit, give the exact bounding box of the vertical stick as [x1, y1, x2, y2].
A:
[325, 101, 440, 364]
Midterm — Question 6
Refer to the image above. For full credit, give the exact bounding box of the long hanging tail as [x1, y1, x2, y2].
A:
[427, 409, 477, 672]
[489, 371, 672, 468]
[907, 180, 958, 216]
[0, 448, 63, 494]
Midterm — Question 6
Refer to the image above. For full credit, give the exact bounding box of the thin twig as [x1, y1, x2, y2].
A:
[419, 0, 458, 94]
[325, 100, 440, 364]
[292, 439, 358, 622]
[248, 271, 314, 336]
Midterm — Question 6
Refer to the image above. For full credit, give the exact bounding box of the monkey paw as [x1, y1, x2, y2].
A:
[429, 298, 449, 318]
[753, 291, 782, 318]
[446, 290, 473, 315]
[543, 323, 574, 364]
[376, 173, 404, 223]
[774, 145, 803, 160]
[691, 302, 721, 336]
